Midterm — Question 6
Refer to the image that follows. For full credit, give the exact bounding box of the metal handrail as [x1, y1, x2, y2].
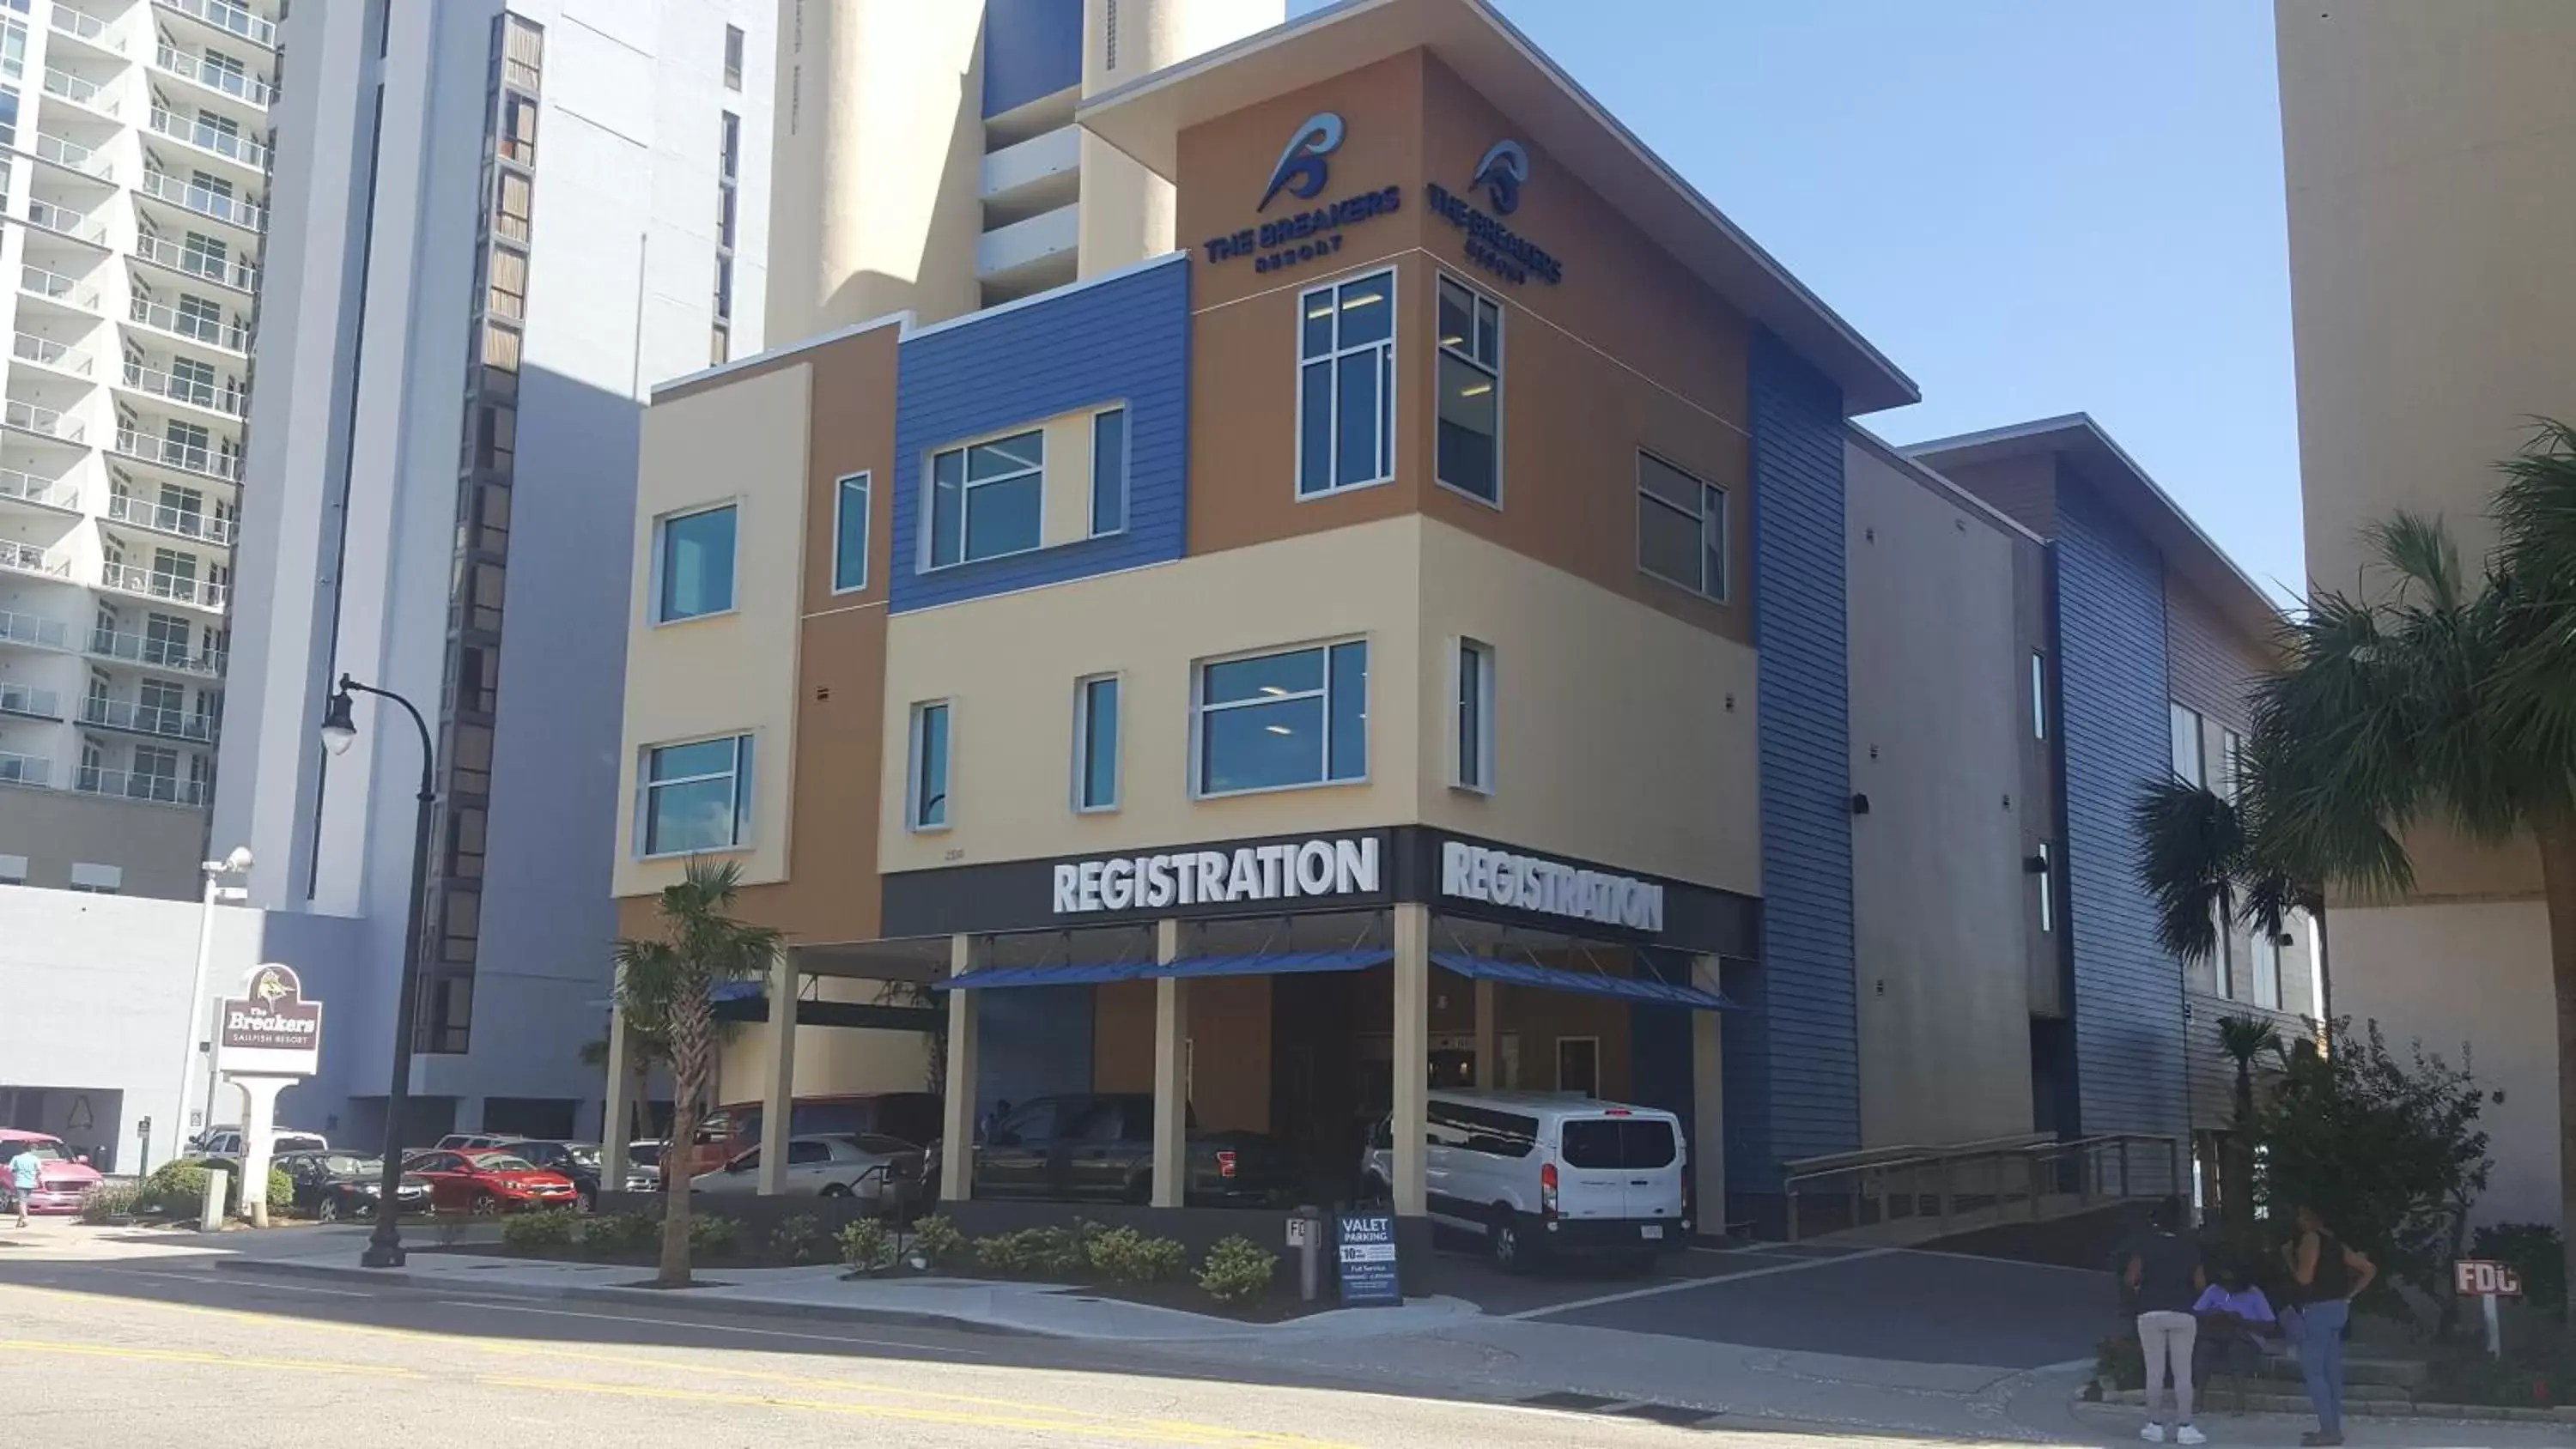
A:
[152, 45, 276, 106]
[0, 609, 72, 650]
[1783, 1131, 2181, 1242]
[153, 0, 277, 49]
[0, 750, 51, 787]
[137, 169, 267, 232]
[131, 233, 261, 292]
[50, 5, 119, 51]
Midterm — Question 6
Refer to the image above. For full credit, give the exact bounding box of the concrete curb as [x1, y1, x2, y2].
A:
[2095, 1385, 2568, 1425]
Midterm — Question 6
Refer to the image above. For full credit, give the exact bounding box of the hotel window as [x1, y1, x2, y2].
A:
[927, 430, 1042, 568]
[1091, 408, 1127, 536]
[654, 503, 737, 621]
[1455, 638, 1495, 792]
[1296, 270, 1394, 497]
[2169, 701, 2205, 786]
[68, 862, 120, 895]
[2221, 728, 2245, 801]
[1637, 452, 1727, 601]
[2029, 651, 2047, 741]
[2035, 840, 2054, 935]
[2251, 925, 2283, 1009]
[639, 734, 754, 856]
[0, 854, 24, 886]
[723, 23, 744, 90]
[908, 702, 951, 830]
[1195, 640, 1367, 797]
[1075, 675, 1120, 812]
[495, 171, 532, 244]
[0, 16, 24, 81]
[1436, 276, 1502, 504]
[486, 246, 528, 321]
[832, 472, 869, 594]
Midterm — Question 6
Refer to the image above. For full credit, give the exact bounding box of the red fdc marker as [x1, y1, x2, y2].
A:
[2455, 1258, 2524, 1297]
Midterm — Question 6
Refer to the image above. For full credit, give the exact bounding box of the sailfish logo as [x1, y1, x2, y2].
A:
[254, 970, 290, 1006]
[1260, 112, 1345, 211]
[1472, 140, 1529, 215]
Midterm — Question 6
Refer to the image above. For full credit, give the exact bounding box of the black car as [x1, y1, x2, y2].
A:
[272, 1150, 433, 1221]
[501, 1140, 605, 1210]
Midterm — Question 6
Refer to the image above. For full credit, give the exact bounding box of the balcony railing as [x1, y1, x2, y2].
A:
[152, 45, 275, 107]
[153, 0, 276, 50]
[24, 197, 109, 246]
[3, 398, 85, 443]
[128, 295, 251, 352]
[12, 332, 92, 376]
[33, 131, 114, 181]
[22, 265, 101, 312]
[40, 68, 118, 117]
[118, 359, 245, 418]
[88, 625, 224, 676]
[146, 106, 271, 171]
[131, 233, 260, 293]
[100, 561, 226, 610]
[106, 492, 234, 543]
[0, 468, 81, 510]
[137, 170, 265, 233]
[112, 427, 238, 482]
[0, 540, 71, 579]
[81, 695, 215, 742]
[0, 751, 50, 788]
[76, 765, 207, 807]
[0, 609, 72, 650]
[0, 682, 61, 718]
[50, 5, 120, 51]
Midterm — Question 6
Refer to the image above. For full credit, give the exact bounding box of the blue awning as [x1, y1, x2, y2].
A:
[937, 948, 1393, 991]
[1431, 951, 1735, 1010]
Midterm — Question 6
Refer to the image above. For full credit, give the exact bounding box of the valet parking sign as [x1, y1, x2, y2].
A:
[217, 963, 324, 1077]
[1336, 1210, 1402, 1307]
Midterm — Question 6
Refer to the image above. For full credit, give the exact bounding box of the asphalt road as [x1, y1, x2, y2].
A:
[0, 1249, 1980, 1449]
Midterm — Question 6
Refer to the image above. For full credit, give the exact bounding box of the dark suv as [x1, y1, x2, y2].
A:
[970, 1094, 1294, 1206]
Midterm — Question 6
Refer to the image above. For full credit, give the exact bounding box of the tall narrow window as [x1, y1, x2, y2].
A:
[1637, 452, 1728, 601]
[1296, 270, 1394, 496]
[655, 503, 737, 621]
[1075, 675, 1119, 811]
[2029, 651, 2047, 741]
[1455, 638, 1494, 791]
[2252, 925, 2283, 1009]
[927, 430, 1042, 567]
[2221, 728, 2245, 801]
[723, 24, 745, 90]
[2036, 840, 2054, 935]
[831, 472, 869, 593]
[1195, 640, 1367, 796]
[2169, 701, 2206, 786]
[1435, 276, 1502, 503]
[1091, 408, 1127, 537]
[909, 701, 951, 830]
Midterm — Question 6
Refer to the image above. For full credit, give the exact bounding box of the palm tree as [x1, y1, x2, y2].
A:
[577, 1033, 655, 1145]
[613, 859, 782, 1287]
[2216, 1015, 2286, 1128]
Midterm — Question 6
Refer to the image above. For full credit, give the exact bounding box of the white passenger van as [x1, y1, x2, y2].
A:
[1359, 1089, 1690, 1272]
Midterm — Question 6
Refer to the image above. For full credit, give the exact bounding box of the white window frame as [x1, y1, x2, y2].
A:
[1188, 636, 1369, 800]
[2251, 926, 2282, 1009]
[830, 471, 870, 596]
[1089, 406, 1128, 539]
[2030, 651, 2047, 742]
[1072, 673, 1121, 813]
[635, 731, 755, 859]
[1453, 637, 1495, 794]
[1433, 270, 1504, 508]
[907, 700, 952, 833]
[924, 427, 1045, 571]
[2036, 840, 2053, 935]
[649, 500, 740, 626]
[2169, 701, 2206, 786]
[1637, 451, 1729, 603]
[1294, 268, 1397, 500]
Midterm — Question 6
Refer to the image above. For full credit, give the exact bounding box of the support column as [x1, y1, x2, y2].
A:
[228, 1075, 289, 1227]
[1473, 979, 1499, 1088]
[1392, 903, 1431, 1217]
[1690, 955, 1727, 1240]
[601, 987, 633, 1192]
[756, 948, 799, 1196]
[939, 934, 987, 1203]
[1151, 919, 1193, 1209]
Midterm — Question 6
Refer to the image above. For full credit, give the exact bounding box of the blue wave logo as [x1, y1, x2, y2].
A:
[1260, 112, 1345, 211]
[1471, 139, 1529, 215]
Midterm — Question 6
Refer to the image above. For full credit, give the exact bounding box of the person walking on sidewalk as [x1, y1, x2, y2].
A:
[2126, 1195, 2208, 1445]
[2282, 1203, 2376, 1447]
[5, 1141, 40, 1228]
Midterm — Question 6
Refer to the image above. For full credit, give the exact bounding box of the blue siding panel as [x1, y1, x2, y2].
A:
[891, 257, 1190, 614]
[1745, 329, 1859, 1185]
[982, 0, 1083, 118]
[2055, 485, 2188, 1139]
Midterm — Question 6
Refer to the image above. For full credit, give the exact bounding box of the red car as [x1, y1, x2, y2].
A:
[1, 1130, 101, 1215]
[399, 1148, 580, 1214]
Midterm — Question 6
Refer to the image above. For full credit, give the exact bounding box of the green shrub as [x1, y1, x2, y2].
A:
[2472, 1222, 2567, 1316]
[770, 1214, 827, 1265]
[136, 1161, 211, 1216]
[501, 1210, 580, 1250]
[1087, 1226, 1188, 1283]
[688, 1214, 741, 1255]
[257, 1167, 293, 1216]
[908, 1214, 965, 1270]
[839, 1217, 894, 1274]
[972, 1228, 1042, 1276]
[1197, 1236, 1278, 1305]
[579, 1212, 659, 1257]
[1034, 1222, 1099, 1276]
[78, 1183, 138, 1224]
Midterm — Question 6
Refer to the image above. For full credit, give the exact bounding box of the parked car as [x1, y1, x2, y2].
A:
[690, 1134, 924, 1203]
[398, 1148, 580, 1214]
[623, 1140, 665, 1191]
[432, 1132, 522, 1152]
[272, 1150, 433, 1222]
[1359, 1090, 1689, 1273]
[503, 1140, 605, 1210]
[189, 1127, 328, 1157]
[685, 1094, 943, 1179]
[970, 1094, 1294, 1206]
[0, 1130, 100, 1215]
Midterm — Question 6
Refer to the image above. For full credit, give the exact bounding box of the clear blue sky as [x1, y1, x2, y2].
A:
[1295, 0, 2303, 597]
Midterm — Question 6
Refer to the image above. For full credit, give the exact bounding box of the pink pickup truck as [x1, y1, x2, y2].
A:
[1, 1130, 102, 1215]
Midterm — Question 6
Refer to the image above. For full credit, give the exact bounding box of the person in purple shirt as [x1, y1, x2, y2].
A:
[2193, 1263, 2279, 1406]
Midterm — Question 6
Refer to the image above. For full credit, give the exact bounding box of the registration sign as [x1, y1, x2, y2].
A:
[1335, 1211, 1401, 1307]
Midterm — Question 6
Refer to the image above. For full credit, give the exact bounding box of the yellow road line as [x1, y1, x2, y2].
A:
[0, 1338, 423, 1379]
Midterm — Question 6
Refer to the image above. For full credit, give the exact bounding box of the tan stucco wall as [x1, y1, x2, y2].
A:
[1843, 440, 2035, 1147]
[611, 364, 811, 896]
[714, 976, 936, 1105]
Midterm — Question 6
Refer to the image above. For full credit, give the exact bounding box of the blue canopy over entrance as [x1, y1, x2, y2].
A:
[933, 948, 1393, 991]
[1431, 951, 1735, 1009]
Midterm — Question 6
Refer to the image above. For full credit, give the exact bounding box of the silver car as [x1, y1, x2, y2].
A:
[689, 1133, 922, 1202]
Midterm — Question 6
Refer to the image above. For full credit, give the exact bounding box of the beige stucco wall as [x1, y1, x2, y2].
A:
[611, 365, 811, 897]
[714, 974, 936, 1106]
[1843, 439, 2035, 1147]
[1076, 0, 1285, 278]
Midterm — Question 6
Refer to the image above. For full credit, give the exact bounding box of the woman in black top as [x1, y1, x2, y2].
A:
[2124, 1197, 2208, 1444]
[2282, 1204, 2376, 1446]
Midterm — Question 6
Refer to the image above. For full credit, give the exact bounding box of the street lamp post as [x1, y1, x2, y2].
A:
[319, 672, 436, 1270]
[173, 846, 253, 1172]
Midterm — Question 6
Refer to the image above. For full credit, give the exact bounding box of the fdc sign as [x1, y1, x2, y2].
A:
[2454, 1258, 2524, 1297]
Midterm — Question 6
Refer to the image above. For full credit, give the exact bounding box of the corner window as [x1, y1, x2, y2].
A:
[927, 430, 1042, 568]
[908, 701, 951, 831]
[654, 503, 737, 621]
[639, 734, 753, 856]
[1637, 453, 1727, 601]
[2029, 651, 2047, 741]
[1195, 640, 1367, 796]
[1074, 675, 1119, 812]
[1435, 276, 1501, 504]
[832, 473, 869, 594]
[2035, 840, 2053, 935]
[1091, 408, 1127, 537]
[2169, 701, 2205, 786]
[1455, 638, 1494, 792]
[1297, 271, 1394, 497]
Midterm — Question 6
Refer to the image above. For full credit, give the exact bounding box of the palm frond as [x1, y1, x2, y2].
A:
[2361, 510, 2466, 614]
[2130, 777, 2242, 964]
[2216, 1014, 2285, 1064]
